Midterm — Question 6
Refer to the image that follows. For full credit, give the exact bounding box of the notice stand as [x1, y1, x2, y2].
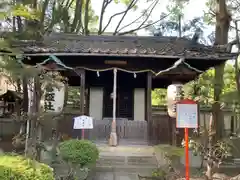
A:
[73, 115, 93, 139]
[176, 99, 198, 180]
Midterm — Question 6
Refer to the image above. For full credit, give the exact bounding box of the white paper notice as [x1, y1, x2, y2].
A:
[73, 115, 93, 129]
[176, 104, 198, 128]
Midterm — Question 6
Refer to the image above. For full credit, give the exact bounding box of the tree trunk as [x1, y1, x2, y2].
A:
[234, 21, 240, 97]
[71, 0, 83, 32]
[207, 1, 231, 178]
[212, 0, 231, 141]
[212, 64, 225, 140]
[28, 76, 42, 161]
[40, 0, 50, 32]
[84, 0, 91, 35]
[206, 162, 213, 180]
[206, 113, 214, 179]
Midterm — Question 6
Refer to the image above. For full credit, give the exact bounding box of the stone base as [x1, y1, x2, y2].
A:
[109, 132, 117, 146]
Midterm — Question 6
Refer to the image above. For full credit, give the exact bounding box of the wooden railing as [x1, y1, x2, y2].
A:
[71, 118, 148, 143]
[0, 118, 19, 140]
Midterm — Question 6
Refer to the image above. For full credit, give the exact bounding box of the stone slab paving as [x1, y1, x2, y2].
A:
[93, 172, 139, 180]
[93, 144, 158, 180]
[97, 144, 155, 156]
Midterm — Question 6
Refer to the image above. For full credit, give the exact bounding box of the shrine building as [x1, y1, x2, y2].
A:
[4, 33, 235, 145]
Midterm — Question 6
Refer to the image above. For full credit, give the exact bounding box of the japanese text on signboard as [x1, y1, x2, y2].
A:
[44, 85, 55, 112]
[73, 115, 93, 129]
[176, 103, 198, 128]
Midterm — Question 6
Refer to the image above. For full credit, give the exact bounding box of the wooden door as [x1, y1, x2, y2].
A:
[117, 90, 133, 119]
[103, 88, 133, 119]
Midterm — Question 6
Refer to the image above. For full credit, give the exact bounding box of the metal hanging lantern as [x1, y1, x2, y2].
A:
[167, 83, 184, 118]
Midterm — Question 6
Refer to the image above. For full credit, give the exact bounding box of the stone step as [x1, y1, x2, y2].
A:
[95, 165, 157, 173]
[127, 156, 158, 166]
[53, 164, 156, 180]
[93, 172, 140, 180]
[97, 155, 158, 167]
[97, 156, 125, 166]
[92, 171, 156, 180]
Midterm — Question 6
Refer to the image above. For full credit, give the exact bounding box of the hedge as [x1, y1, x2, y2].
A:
[0, 154, 54, 180]
[59, 139, 99, 168]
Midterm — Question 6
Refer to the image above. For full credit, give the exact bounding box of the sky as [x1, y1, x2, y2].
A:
[91, 0, 211, 36]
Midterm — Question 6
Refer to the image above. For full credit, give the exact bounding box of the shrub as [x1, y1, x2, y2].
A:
[155, 144, 184, 165]
[152, 168, 167, 178]
[0, 154, 54, 180]
[59, 139, 99, 168]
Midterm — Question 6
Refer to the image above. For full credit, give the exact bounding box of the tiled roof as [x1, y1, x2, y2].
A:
[9, 33, 235, 59]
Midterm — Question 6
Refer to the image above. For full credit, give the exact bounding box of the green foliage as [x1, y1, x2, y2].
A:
[184, 68, 215, 104]
[166, 0, 189, 18]
[152, 145, 183, 179]
[182, 127, 233, 166]
[0, 1, 10, 20]
[0, 39, 11, 51]
[152, 168, 167, 178]
[155, 144, 184, 158]
[59, 139, 99, 168]
[12, 4, 40, 20]
[0, 154, 54, 180]
[113, 0, 138, 11]
[154, 144, 184, 166]
[186, 138, 232, 162]
[152, 62, 237, 109]
[152, 89, 166, 105]
[67, 86, 80, 108]
[114, 0, 134, 5]
[0, 1, 40, 23]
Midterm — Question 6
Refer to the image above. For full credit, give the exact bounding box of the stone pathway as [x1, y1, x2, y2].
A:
[91, 144, 158, 180]
[1, 142, 159, 179]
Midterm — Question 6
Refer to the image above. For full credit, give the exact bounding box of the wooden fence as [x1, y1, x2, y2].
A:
[58, 115, 148, 144]
[152, 106, 237, 137]
[148, 114, 172, 145]
[0, 119, 19, 140]
[0, 106, 238, 152]
[0, 119, 20, 152]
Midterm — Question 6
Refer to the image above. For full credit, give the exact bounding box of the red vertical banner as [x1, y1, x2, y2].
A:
[176, 99, 198, 180]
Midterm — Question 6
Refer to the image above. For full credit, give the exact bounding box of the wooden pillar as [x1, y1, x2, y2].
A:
[171, 117, 177, 146]
[146, 72, 152, 145]
[79, 69, 86, 115]
[79, 69, 86, 139]
[109, 68, 118, 146]
[85, 87, 90, 115]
